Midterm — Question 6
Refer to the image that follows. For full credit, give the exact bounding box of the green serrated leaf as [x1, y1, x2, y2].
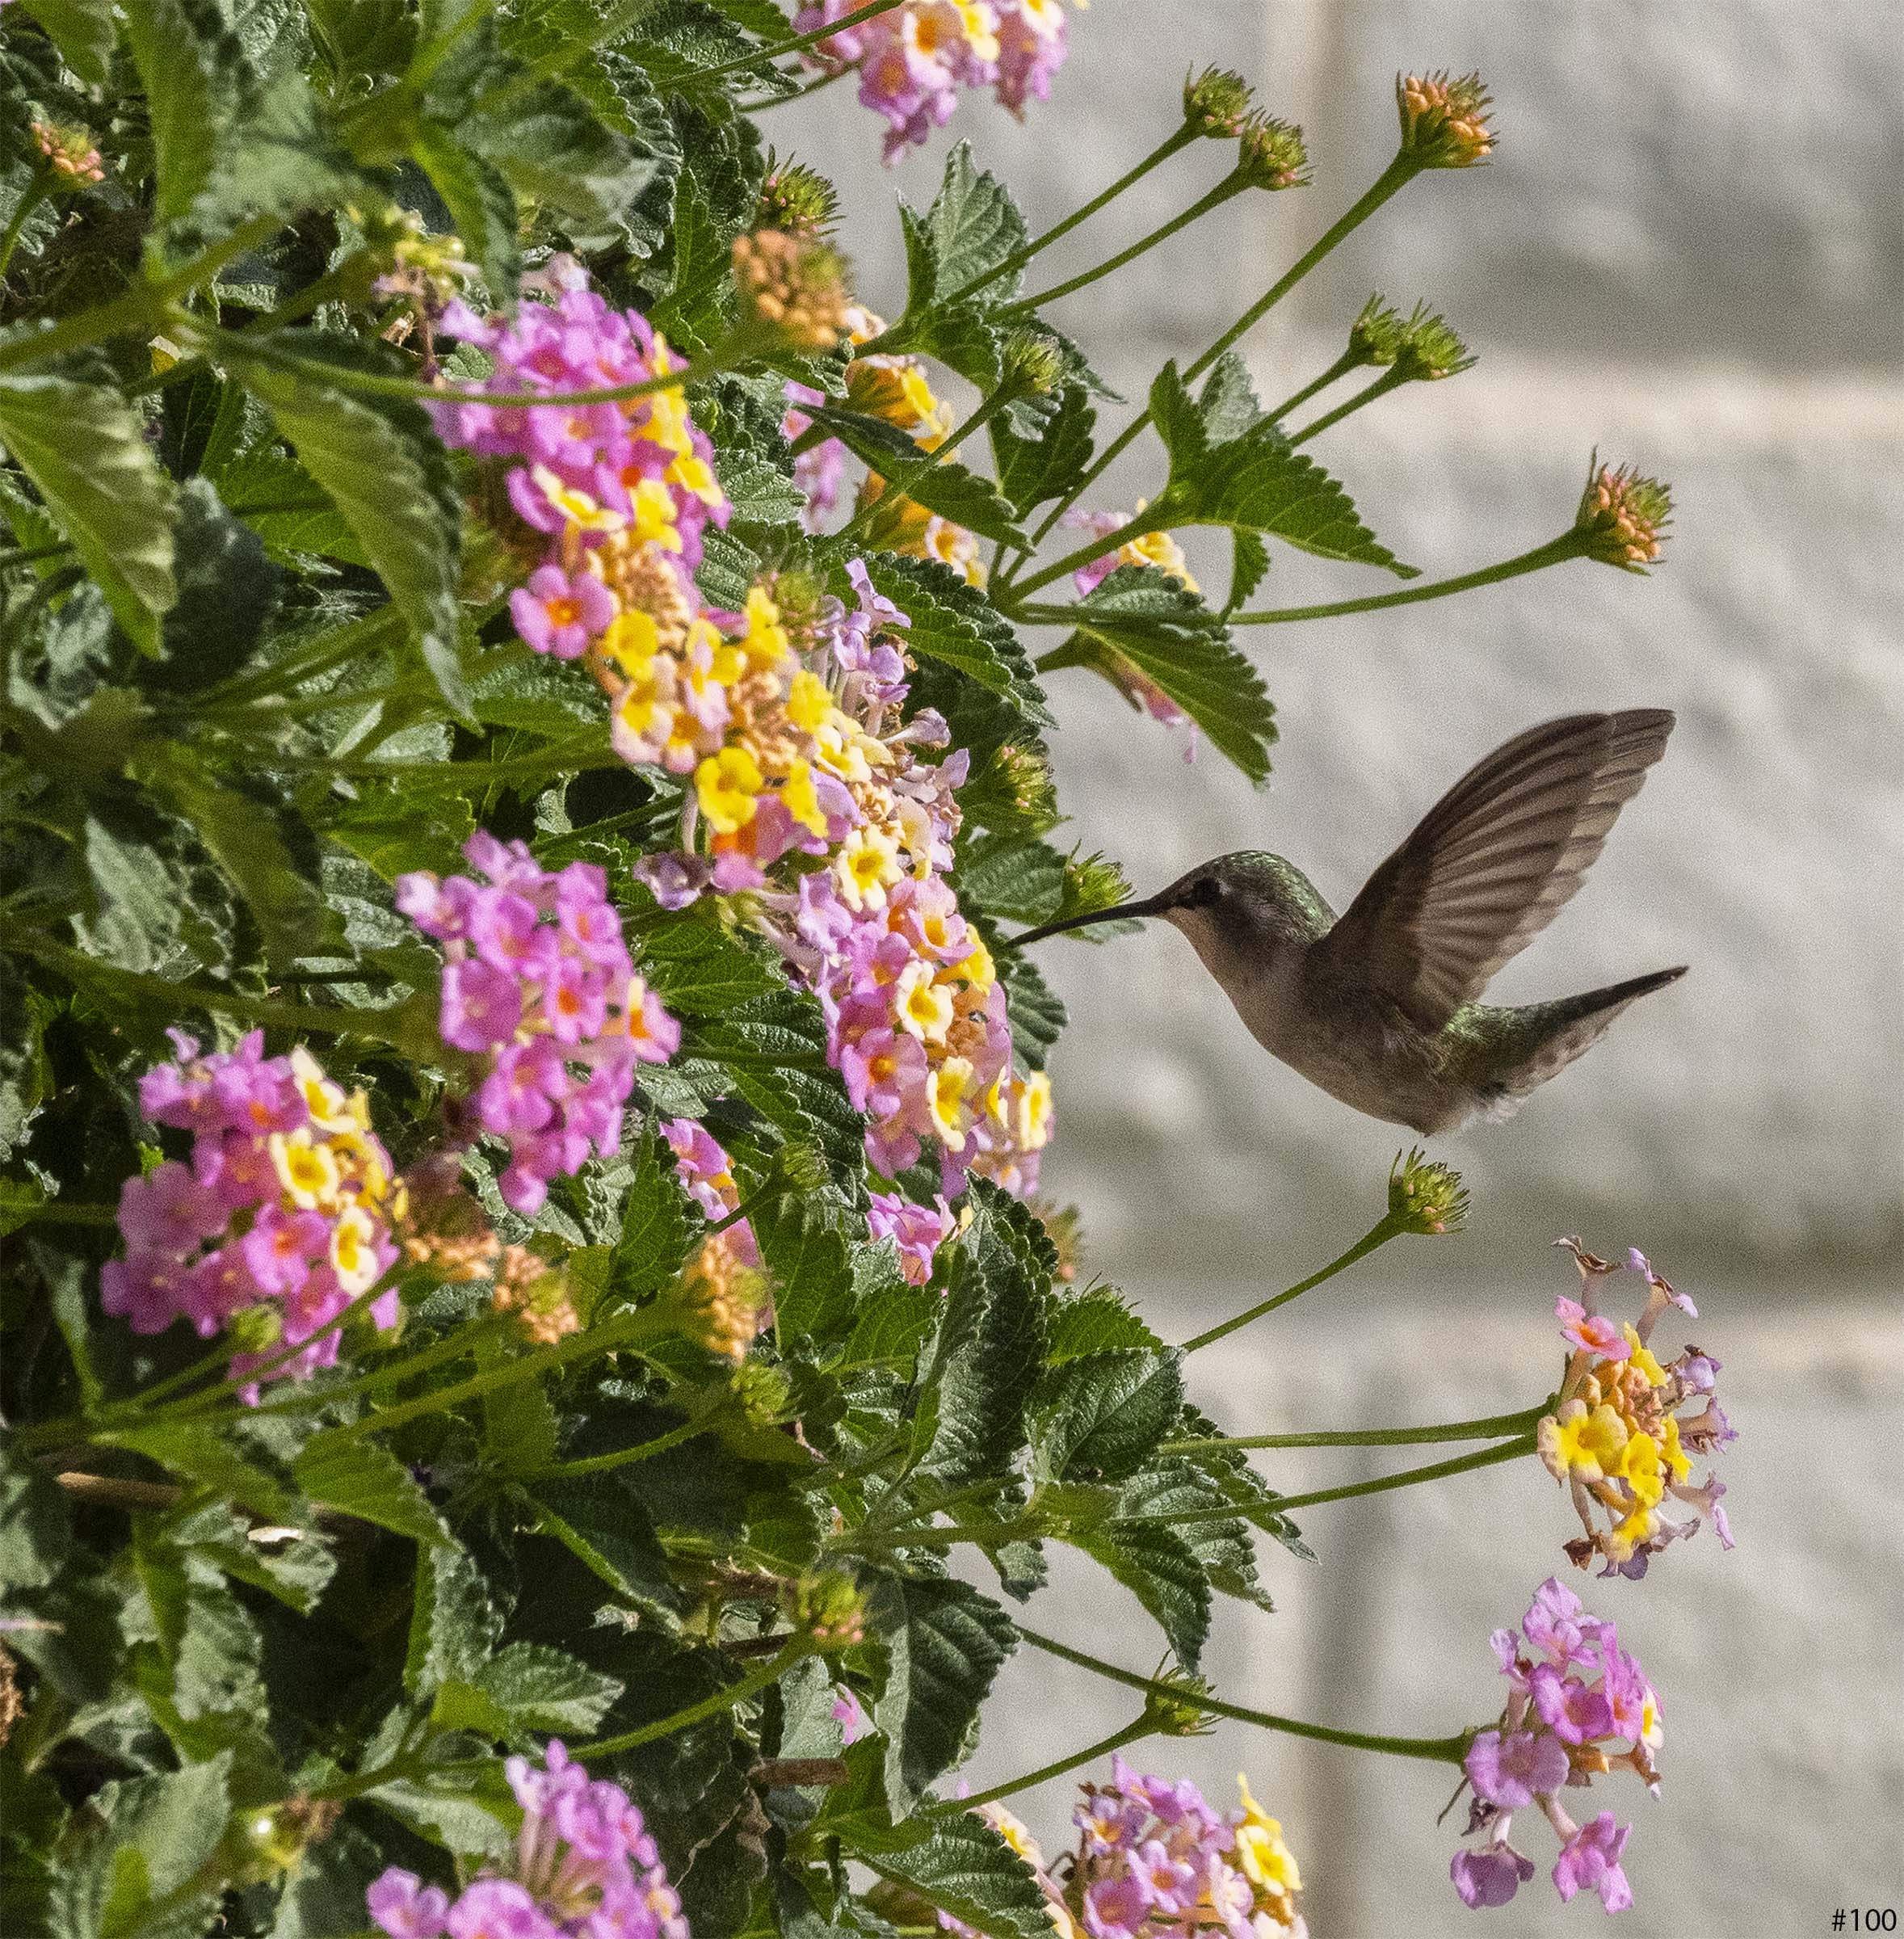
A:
[226, 338, 466, 714]
[1043, 1289, 1163, 1362]
[1031, 1348, 1184, 1484]
[919, 141, 1027, 304]
[406, 1535, 502, 1693]
[913, 1184, 1050, 1486]
[99, 1421, 298, 1523]
[295, 1436, 451, 1544]
[412, 120, 522, 293]
[637, 912, 784, 1014]
[120, 0, 248, 226]
[444, 1640, 623, 1735]
[1058, 566, 1277, 784]
[805, 407, 1025, 549]
[1070, 1516, 1210, 1668]
[0, 374, 179, 653]
[955, 832, 1065, 926]
[751, 1192, 855, 1346]
[860, 553, 1051, 726]
[854, 1814, 1052, 1939]
[1150, 363, 1415, 575]
[131, 742, 329, 968]
[607, 1117, 695, 1306]
[15, 0, 116, 84]
[870, 1574, 1016, 1815]
[990, 384, 1095, 517]
[523, 1476, 679, 1612]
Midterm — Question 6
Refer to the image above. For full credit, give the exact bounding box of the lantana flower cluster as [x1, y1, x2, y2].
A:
[793, 2, 1075, 160]
[367, 1740, 687, 1939]
[397, 833, 679, 1216]
[106, 1033, 402, 1388]
[646, 566, 1050, 1198]
[784, 305, 985, 585]
[1451, 1579, 1662, 1916]
[1539, 1239, 1735, 1577]
[432, 258, 729, 674]
[995, 1756, 1307, 1939]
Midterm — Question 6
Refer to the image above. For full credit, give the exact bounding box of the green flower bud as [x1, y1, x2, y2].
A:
[794, 1569, 866, 1651]
[730, 1357, 792, 1426]
[1001, 330, 1067, 398]
[1395, 69, 1494, 167]
[1141, 1666, 1216, 1738]
[1184, 66, 1254, 140]
[756, 153, 840, 237]
[1235, 115, 1310, 191]
[1393, 304, 1476, 381]
[1388, 1147, 1469, 1235]
[1346, 293, 1409, 368]
[1575, 456, 1672, 571]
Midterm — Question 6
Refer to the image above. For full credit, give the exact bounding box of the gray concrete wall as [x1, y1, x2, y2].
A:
[770, 5, 1902, 1929]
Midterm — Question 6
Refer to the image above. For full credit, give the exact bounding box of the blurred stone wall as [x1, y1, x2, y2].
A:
[769, 5, 1903, 1930]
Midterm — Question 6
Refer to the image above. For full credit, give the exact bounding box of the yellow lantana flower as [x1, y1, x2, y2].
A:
[696, 747, 766, 834]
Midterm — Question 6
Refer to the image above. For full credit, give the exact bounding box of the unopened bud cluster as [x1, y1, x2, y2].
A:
[492, 1247, 580, 1346]
[1001, 330, 1066, 397]
[1389, 1147, 1469, 1235]
[1347, 293, 1409, 367]
[31, 121, 104, 185]
[1396, 69, 1494, 167]
[1575, 459, 1671, 570]
[732, 230, 849, 351]
[795, 1570, 866, 1650]
[1236, 115, 1311, 191]
[1183, 65, 1253, 139]
[1393, 304, 1475, 381]
[756, 155, 839, 237]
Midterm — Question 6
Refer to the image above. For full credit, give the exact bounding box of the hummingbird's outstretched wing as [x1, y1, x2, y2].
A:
[1313, 710, 1675, 1032]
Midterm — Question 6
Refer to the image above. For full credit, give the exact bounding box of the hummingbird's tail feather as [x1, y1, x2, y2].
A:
[1486, 965, 1688, 1108]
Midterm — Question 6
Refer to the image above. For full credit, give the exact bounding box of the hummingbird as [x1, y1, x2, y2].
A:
[1006, 711, 1687, 1134]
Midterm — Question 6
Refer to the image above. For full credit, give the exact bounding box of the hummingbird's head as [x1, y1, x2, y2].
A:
[1002, 852, 1326, 976]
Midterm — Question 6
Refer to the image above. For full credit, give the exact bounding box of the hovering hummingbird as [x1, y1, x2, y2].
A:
[1007, 711, 1687, 1134]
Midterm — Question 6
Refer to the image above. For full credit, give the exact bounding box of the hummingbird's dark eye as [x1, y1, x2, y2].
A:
[1186, 876, 1222, 908]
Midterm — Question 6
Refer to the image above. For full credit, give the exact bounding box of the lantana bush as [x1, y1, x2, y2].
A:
[0, 2, 1718, 1932]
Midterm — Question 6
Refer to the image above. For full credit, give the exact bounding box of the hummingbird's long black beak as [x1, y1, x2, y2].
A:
[1000, 894, 1174, 952]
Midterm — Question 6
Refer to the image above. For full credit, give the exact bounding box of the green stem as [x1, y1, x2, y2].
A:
[0, 164, 54, 281]
[574, 1640, 812, 1759]
[1267, 352, 1363, 423]
[1, 935, 416, 1047]
[1007, 172, 1248, 313]
[299, 1305, 666, 1446]
[1161, 1403, 1549, 1453]
[1028, 152, 1422, 546]
[1229, 532, 1587, 625]
[1016, 1626, 1469, 1764]
[0, 213, 280, 374]
[1288, 366, 1406, 445]
[1178, 1214, 1402, 1353]
[2, 1201, 116, 1227]
[1009, 509, 1165, 601]
[830, 388, 1011, 553]
[689, 0, 910, 82]
[237, 1313, 515, 1423]
[1113, 1436, 1536, 1526]
[932, 1717, 1154, 1814]
[215, 336, 739, 413]
[524, 1415, 710, 1483]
